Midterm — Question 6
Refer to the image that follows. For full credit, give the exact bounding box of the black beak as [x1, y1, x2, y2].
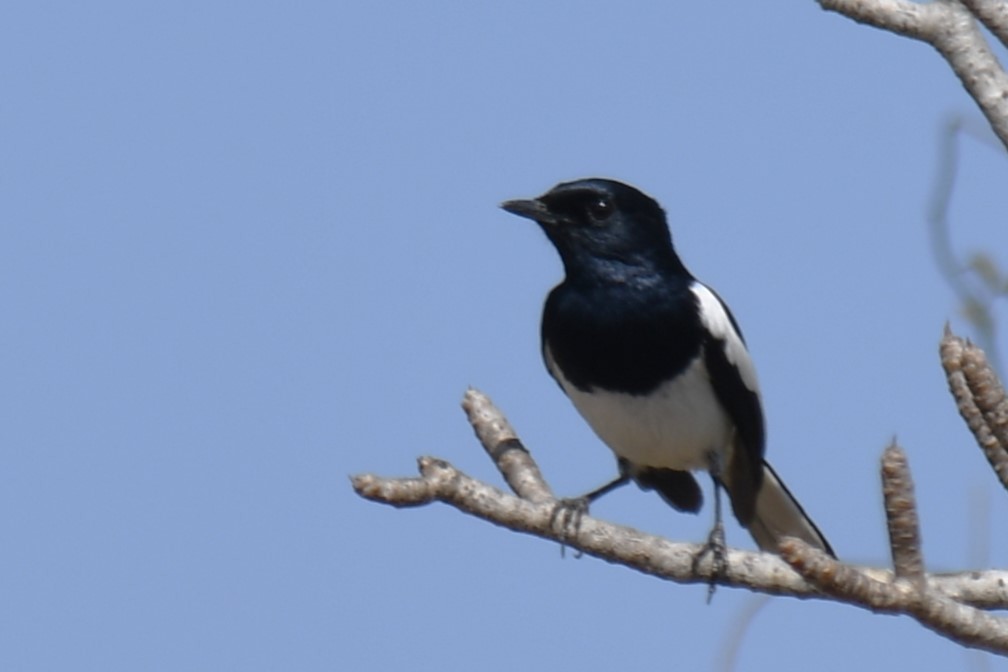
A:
[500, 198, 558, 225]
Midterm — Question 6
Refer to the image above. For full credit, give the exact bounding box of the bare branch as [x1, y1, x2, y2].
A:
[818, 0, 945, 38]
[353, 455, 1008, 605]
[941, 326, 1008, 490]
[959, 0, 1008, 50]
[461, 388, 554, 503]
[921, 570, 1008, 611]
[353, 454, 1008, 603]
[782, 539, 1008, 654]
[354, 390, 1008, 594]
[881, 441, 926, 585]
[819, 0, 1008, 151]
[354, 455, 829, 597]
[353, 387, 1008, 654]
[352, 467, 441, 508]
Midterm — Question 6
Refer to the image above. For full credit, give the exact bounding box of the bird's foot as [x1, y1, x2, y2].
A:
[692, 519, 727, 602]
[549, 497, 590, 558]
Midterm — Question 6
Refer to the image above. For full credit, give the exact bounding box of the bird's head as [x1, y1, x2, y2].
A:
[501, 178, 686, 282]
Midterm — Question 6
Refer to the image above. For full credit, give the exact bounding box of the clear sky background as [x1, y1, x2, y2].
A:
[3, 2, 1008, 670]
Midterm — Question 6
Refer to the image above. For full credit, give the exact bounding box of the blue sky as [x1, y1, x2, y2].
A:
[3, 2, 1008, 670]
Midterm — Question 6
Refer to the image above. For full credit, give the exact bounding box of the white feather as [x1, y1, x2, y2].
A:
[545, 345, 731, 471]
[689, 282, 760, 394]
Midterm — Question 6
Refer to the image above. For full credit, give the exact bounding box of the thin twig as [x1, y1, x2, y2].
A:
[461, 388, 554, 503]
[716, 595, 772, 672]
[927, 115, 1007, 375]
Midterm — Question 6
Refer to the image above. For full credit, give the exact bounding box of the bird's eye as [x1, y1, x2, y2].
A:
[587, 198, 613, 223]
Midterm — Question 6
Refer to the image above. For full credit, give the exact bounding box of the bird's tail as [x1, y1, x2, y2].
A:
[746, 461, 834, 557]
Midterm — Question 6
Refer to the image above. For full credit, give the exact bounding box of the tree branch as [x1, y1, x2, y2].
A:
[782, 539, 1008, 654]
[777, 429, 1008, 654]
[352, 390, 1008, 591]
[353, 455, 825, 597]
[354, 450, 1008, 605]
[819, 0, 1008, 151]
[352, 327, 1008, 654]
[958, 0, 1008, 50]
[461, 388, 554, 504]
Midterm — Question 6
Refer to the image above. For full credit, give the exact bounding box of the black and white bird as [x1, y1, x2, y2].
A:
[501, 178, 833, 557]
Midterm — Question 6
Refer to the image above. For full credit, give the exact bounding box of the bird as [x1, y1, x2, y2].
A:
[500, 178, 833, 559]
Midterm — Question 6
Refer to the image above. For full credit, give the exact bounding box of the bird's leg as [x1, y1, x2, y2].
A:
[577, 473, 633, 503]
[550, 471, 631, 556]
[692, 452, 727, 601]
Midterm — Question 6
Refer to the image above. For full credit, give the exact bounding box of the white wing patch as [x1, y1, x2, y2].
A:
[690, 282, 760, 395]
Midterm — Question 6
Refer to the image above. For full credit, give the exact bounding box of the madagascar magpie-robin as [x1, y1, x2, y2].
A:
[501, 178, 833, 557]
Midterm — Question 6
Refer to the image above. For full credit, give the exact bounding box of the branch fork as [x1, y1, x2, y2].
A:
[354, 328, 1008, 654]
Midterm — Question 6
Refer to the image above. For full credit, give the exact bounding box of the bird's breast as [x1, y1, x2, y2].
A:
[541, 282, 703, 394]
[545, 345, 732, 471]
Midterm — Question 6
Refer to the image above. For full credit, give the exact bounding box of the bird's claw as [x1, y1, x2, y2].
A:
[550, 497, 590, 558]
[692, 519, 727, 602]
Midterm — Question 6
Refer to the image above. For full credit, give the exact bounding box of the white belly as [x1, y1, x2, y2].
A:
[548, 350, 731, 471]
